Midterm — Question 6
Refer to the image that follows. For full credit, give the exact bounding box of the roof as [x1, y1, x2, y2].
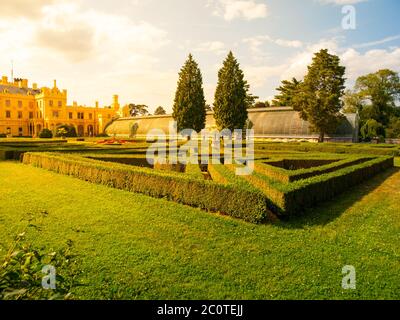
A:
[107, 107, 358, 138]
[0, 84, 41, 96]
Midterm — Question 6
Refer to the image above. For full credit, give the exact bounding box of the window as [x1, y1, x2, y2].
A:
[18, 111, 23, 119]
[89, 113, 93, 120]
[49, 100, 53, 107]
[58, 101, 62, 107]
[29, 112, 34, 119]
[6, 111, 11, 118]
[5, 100, 10, 107]
[53, 111, 59, 118]
[18, 101, 23, 108]
[6, 127, 11, 134]
[18, 127, 23, 136]
[78, 112, 84, 120]
[69, 112, 73, 119]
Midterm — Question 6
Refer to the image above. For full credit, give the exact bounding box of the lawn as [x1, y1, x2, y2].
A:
[0, 159, 399, 299]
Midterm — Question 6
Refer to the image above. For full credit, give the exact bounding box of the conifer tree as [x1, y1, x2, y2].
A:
[272, 78, 302, 106]
[172, 54, 206, 132]
[213, 51, 250, 131]
[292, 49, 346, 142]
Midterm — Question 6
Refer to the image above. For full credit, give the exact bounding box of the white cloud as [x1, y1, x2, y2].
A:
[208, 0, 268, 21]
[280, 38, 341, 80]
[353, 35, 400, 49]
[0, 1, 172, 108]
[243, 35, 303, 56]
[0, 0, 57, 18]
[341, 47, 400, 81]
[243, 35, 400, 99]
[194, 41, 227, 55]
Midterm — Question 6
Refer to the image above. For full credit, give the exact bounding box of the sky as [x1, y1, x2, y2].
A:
[0, 0, 399, 113]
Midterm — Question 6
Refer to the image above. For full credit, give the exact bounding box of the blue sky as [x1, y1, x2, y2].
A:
[0, 0, 399, 112]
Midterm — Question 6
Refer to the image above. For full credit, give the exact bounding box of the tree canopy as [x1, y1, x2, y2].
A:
[129, 104, 149, 117]
[272, 78, 302, 106]
[154, 106, 167, 115]
[355, 69, 400, 126]
[213, 51, 250, 131]
[292, 49, 346, 142]
[172, 54, 206, 132]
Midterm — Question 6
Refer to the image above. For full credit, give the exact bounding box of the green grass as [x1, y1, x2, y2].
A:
[0, 160, 399, 299]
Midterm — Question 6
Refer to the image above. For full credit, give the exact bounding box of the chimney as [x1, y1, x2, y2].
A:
[73, 101, 77, 107]
[95, 101, 99, 108]
[53, 80, 57, 88]
[21, 79, 28, 88]
[1, 76, 7, 84]
[32, 83, 38, 90]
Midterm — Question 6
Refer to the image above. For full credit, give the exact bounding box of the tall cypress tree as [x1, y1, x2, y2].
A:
[213, 51, 249, 131]
[172, 54, 206, 132]
[292, 49, 346, 142]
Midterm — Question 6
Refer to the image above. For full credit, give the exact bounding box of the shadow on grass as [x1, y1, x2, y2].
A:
[274, 167, 400, 229]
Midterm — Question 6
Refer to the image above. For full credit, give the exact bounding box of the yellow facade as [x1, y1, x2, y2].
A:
[0, 75, 120, 137]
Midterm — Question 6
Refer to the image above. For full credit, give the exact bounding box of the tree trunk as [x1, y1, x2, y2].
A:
[318, 132, 325, 143]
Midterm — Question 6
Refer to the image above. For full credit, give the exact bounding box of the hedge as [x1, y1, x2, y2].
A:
[208, 164, 229, 185]
[283, 156, 394, 215]
[185, 164, 205, 180]
[22, 152, 268, 223]
[255, 142, 400, 156]
[225, 156, 394, 216]
[255, 156, 373, 183]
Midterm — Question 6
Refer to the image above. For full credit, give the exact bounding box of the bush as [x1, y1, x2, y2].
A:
[235, 157, 394, 215]
[0, 133, 7, 138]
[39, 129, 53, 139]
[254, 156, 372, 183]
[0, 233, 79, 300]
[22, 153, 268, 223]
[20, 151, 395, 221]
[55, 125, 77, 138]
[254, 142, 400, 156]
[185, 164, 205, 180]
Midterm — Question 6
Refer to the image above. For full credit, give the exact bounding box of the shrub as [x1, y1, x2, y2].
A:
[208, 164, 229, 185]
[251, 157, 393, 215]
[255, 156, 372, 183]
[0, 233, 80, 300]
[39, 129, 53, 139]
[22, 153, 268, 223]
[55, 125, 77, 138]
[185, 164, 205, 180]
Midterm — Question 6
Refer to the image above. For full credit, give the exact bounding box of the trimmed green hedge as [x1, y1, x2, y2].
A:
[208, 164, 229, 185]
[224, 157, 394, 216]
[255, 156, 373, 183]
[22, 152, 268, 223]
[283, 156, 394, 215]
[185, 164, 205, 180]
[255, 142, 400, 156]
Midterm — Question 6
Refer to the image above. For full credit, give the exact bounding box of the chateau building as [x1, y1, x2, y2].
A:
[0, 75, 121, 137]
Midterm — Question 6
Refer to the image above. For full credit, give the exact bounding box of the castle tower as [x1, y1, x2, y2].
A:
[112, 95, 120, 112]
